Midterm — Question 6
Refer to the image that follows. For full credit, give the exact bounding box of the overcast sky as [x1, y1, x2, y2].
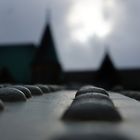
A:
[0, 0, 140, 71]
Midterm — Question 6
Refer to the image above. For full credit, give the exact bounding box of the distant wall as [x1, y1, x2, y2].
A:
[0, 45, 37, 83]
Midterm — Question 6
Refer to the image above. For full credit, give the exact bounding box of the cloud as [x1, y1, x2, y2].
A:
[0, 0, 140, 70]
[0, 0, 49, 44]
[106, 0, 140, 69]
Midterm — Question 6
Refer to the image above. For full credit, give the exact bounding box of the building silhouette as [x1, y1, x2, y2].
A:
[96, 54, 120, 89]
[31, 24, 62, 84]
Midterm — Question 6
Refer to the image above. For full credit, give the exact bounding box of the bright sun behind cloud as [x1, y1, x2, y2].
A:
[67, 0, 115, 43]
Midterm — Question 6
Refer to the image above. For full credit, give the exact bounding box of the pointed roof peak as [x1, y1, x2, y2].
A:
[97, 53, 119, 89]
[31, 15, 58, 65]
[100, 53, 115, 70]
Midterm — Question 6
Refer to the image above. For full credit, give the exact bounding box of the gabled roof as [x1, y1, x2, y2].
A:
[99, 54, 116, 72]
[96, 54, 120, 89]
[32, 24, 59, 65]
